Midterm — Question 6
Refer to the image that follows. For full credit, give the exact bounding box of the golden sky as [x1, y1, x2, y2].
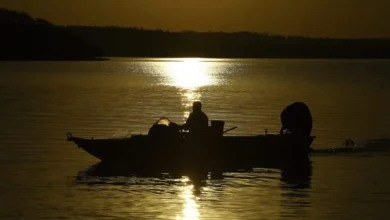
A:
[1, 0, 390, 38]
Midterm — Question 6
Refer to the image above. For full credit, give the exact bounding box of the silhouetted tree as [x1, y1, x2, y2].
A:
[0, 8, 103, 61]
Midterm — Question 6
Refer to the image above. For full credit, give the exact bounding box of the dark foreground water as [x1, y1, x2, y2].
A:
[1, 58, 390, 219]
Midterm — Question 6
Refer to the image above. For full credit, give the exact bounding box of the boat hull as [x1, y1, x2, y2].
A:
[68, 134, 314, 173]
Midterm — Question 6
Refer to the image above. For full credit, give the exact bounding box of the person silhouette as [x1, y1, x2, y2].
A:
[183, 102, 209, 133]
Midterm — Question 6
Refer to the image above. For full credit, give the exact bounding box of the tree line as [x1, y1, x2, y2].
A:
[2, 8, 390, 60]
[0, 8, 102, 61]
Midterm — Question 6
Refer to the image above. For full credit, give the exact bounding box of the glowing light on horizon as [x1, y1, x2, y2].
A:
[163, 58, 215, 89]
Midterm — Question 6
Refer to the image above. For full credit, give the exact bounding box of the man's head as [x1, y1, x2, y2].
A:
[192, 101, 202, 112]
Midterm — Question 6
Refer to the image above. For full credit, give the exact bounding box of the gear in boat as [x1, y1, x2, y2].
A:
[148, 101, 231, 139]
[148, 117, 229, 138]
[149, 101, 313, 139]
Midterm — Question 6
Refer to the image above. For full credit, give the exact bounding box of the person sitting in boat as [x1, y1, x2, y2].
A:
[182, 101, 209, 133]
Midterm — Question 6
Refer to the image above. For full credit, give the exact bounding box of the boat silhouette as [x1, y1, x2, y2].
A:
[67, 119, 314, 175]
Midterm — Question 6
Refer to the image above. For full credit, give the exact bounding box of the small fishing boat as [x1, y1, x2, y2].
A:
[68, 102, 316, 174]
[67, 118, 315, 173]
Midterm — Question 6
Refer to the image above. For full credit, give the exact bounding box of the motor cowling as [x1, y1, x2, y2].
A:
[280, 102, 312, 136]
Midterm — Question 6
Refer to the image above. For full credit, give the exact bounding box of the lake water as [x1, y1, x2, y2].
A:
[0, 58, 390, 219]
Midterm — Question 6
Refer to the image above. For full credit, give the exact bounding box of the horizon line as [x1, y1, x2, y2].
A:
[60, 25, 390, 41]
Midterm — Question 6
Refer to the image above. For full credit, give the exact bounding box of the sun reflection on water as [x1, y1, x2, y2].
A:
[176, 177, 200, 220]
[164, 58, 214, 89]
[163, 58, 217, 121]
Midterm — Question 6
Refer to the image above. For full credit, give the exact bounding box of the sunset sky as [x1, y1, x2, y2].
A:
[1, 0, 390, 38]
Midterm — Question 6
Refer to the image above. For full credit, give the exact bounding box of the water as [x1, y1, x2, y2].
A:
[0, 58, 390, 219]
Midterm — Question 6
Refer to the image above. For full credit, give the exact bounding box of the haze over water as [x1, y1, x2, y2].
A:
[1, 58, 390, 219]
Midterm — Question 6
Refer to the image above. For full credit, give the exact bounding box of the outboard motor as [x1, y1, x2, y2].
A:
[280, 102, 312, 136]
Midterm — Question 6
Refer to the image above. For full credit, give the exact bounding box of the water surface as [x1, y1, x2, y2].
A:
[0, 58, 390, 219]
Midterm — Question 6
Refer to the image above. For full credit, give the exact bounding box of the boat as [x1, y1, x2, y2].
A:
[67, 118, 315, 174]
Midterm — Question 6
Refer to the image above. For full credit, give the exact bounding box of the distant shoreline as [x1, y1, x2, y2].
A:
[67, 26, 390, 59]
[0, 57, 109, 62]
[2, 57, 390, 62]
[2, 7, 390, 61]
[107, 56, 390, 59]
[1, 8, 104, 61]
